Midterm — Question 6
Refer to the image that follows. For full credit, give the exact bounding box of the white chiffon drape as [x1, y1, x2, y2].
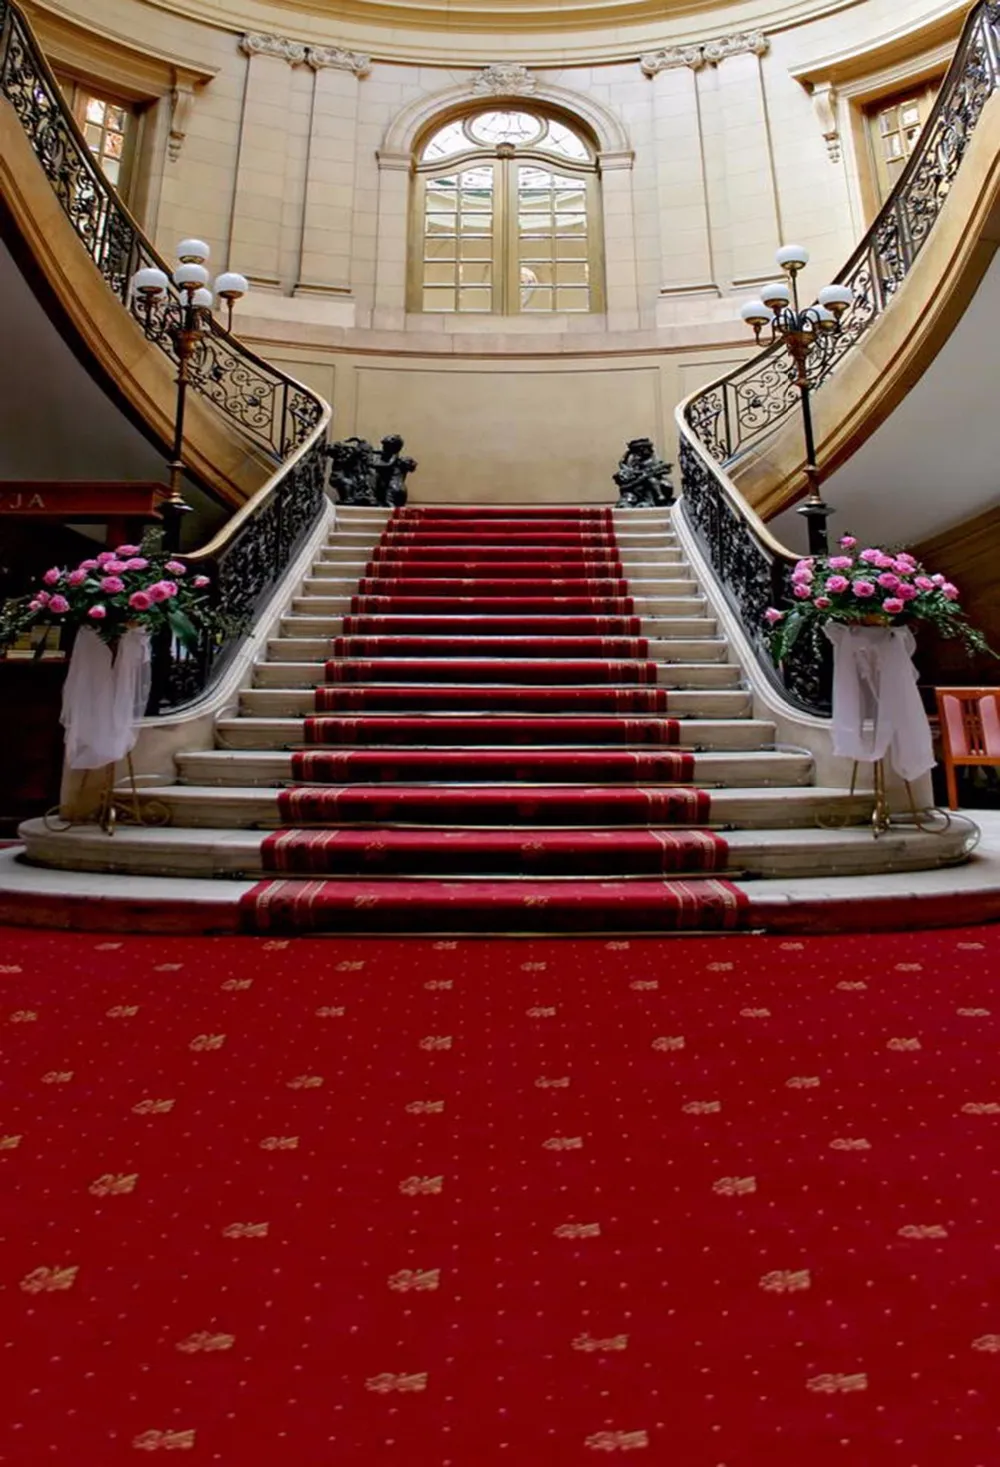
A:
[60, 627, 151, 771]
[824, 623, 935, 783]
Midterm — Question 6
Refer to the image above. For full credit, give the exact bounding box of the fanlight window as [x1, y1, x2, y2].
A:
[412, 109, 602, 316]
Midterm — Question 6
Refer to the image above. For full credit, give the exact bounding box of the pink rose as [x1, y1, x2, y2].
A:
[159, 580, 178, 598]
[35, 590, 50, 606]
[115, 545, 140, 556]
[891, 560, 913, 577]
[896, 583, 918, 601]
[873, 553, 895, 570]
[79, 559, 99, 572]
[100, 576, 125, 594]
[794, 559, 815, 575]
[813, 596, 831, 609]
[764, 608, 785, 625]
[914, 576, 935, 592]
[793, 584, 811, 599]
[839, 535, 858, 548]
[96, 552, 116, 567]
[147, 582, 172, 603]
[942, 582, 960, 601]
[42, 567, 62, 586]
[88, 604, 107, 620]
[100, 559, 126, 574]
[792, 569, 813, 586]
[852, 580, 876, 598]
[66, 569, 87, 587]
[828, 556, 854, 570]
[932, 574, 945, 587]
[128, 591, 152, 612]
[859, 549, 882, 565]
[125, 557, 149, 571]
[28, 599, 42, 612]
[47, 595, 69, 614]
[882, 598, 905, 615]
[877, 573, 900, 591]
[164, 560, 187, 575]
[896, 553, 917, 567]
[826, 574, 849, 594]
[192, 575, 210, 589]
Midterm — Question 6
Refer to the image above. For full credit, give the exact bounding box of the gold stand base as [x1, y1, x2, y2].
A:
[847, 758, 954, 839]
[47, 756, 171, 837]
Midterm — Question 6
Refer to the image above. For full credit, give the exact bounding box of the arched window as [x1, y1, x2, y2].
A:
[410, 108, 603, 316]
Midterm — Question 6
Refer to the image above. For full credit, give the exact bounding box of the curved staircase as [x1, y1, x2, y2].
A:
[18, 503, 976, 934]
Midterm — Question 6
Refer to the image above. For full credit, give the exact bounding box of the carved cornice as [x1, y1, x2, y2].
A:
[308, 45, 371, 77]
[641, 31, 769, 76]
[239, 33, 307, 65]
[472, 63, 535, 96]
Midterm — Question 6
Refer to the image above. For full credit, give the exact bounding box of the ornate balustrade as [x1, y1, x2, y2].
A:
[678, 0, 1000, 715]
[0, 0, 332, 711]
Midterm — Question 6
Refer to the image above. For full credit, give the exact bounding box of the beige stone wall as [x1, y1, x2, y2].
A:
[21, 0, 966, 498]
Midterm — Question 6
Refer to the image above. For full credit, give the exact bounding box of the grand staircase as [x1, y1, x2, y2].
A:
[20, 502, 975, 932]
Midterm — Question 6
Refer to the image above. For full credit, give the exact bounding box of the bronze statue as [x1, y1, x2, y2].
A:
[613, 438, 674, 508]
[325, 434, 417, 508]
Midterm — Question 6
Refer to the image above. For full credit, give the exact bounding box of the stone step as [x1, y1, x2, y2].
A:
[303, 575, 700, 595]
[214, 716, 775, 752]
[18, 820, 975, 883]
[251, 660, 744, 690]
[81, 784, 874, 831]
[238, 686, 754, 719]
[290, 594, 709, 617]
[277, 615, 718, 639]
[175, 748, 813, 788]
[264, 636, 727, 664]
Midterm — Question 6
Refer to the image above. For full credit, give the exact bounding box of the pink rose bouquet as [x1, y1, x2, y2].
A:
[0, 537, 218, 655]
[765, 533, 991, 663]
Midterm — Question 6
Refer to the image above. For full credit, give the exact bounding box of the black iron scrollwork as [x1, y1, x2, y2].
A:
[679, 440, 831, 714]
[683, 0, 1000, 465]
[0, 0, 324, 462]
[153, 442, 329, 711]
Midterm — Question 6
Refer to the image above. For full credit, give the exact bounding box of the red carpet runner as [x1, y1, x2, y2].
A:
[2, 924, 999, 1465]
[242, 505, 744, 935]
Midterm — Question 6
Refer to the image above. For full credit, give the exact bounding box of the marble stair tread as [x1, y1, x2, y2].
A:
[213, 716, 775, 751]
[238, 686, 754, 718]
[58, 784, 873, 830]
[252, 660, 744, 689]
[275, 616, 718, 639]
[266, 636, 727, 663]
[174, 748, 814, 787]
[17, 819, 977, 882]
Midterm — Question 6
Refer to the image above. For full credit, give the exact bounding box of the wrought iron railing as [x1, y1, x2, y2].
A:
[685, 0, 1000, 466]
[0, 0, 332, 710]
[678, 0, 1000, 715]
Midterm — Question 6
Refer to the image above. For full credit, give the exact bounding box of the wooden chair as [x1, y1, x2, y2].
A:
[935, 687, 1000, 809]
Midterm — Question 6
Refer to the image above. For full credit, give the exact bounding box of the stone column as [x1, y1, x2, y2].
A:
[372, 149, 412, 330]
[703, 32, 781, 291]
[295, 45, 371, 310]
[641, 46, 718, 311]
[598, 150, 639, 331]
[230, 34, 308, 291]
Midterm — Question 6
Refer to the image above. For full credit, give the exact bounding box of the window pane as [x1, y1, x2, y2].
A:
[423, 287, 456, 311]
[555, 261, 589, 286]
[556, 287, 589, 311]
[426, 182, 458, 210]
[460, 214, 493, 234]
[521, 287, 553, 312]
[84, 122, 103, 149]
[423, 262, 455, 285]
[426, 211, 458, 234]
[102, 158, 121, 183]
[459, 262, 492, 285]
[544, 120, 590, 161]
[458, 287, 492, 311]
[459, 237, 492, 260]
[900, 103, 921, 127]
[421, 121, 468, 161]
[105, 130, 125, 159]
[466, 110, 541, 148]
[555, 237, 589, 260]
[555, 214, 587, 237]
[554, 188, 587, 211]
[86, 97, 105, 123]
[106, 106, 126, 132]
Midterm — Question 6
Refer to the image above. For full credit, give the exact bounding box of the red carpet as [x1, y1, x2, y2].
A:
[3, 923, 1000, 1464]
[244, 506, 738, 935]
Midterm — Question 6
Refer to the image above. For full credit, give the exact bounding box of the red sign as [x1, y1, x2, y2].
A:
[0, 482, 165, 519]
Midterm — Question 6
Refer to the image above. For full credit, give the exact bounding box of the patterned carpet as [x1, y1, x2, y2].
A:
[2, 924, 1000, 1464]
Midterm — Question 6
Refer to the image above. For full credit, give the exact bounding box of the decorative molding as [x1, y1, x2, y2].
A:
[307, 46, 371, 77]
[239, 33, 307, 66]
[597, 149, 636, 171]
[168, 78, 195, 163]
[383, 79, 629, 158]
[810, 81, 841, 162]
[642, 32, 769, 76]
[640, 46, 702, 77]
[702, 32, 770, 65]
[471, 63, 536, 97]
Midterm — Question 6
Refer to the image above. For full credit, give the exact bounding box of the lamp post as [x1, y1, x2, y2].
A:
[132, 241, 248, 553]
[740, 246, 854, 556]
